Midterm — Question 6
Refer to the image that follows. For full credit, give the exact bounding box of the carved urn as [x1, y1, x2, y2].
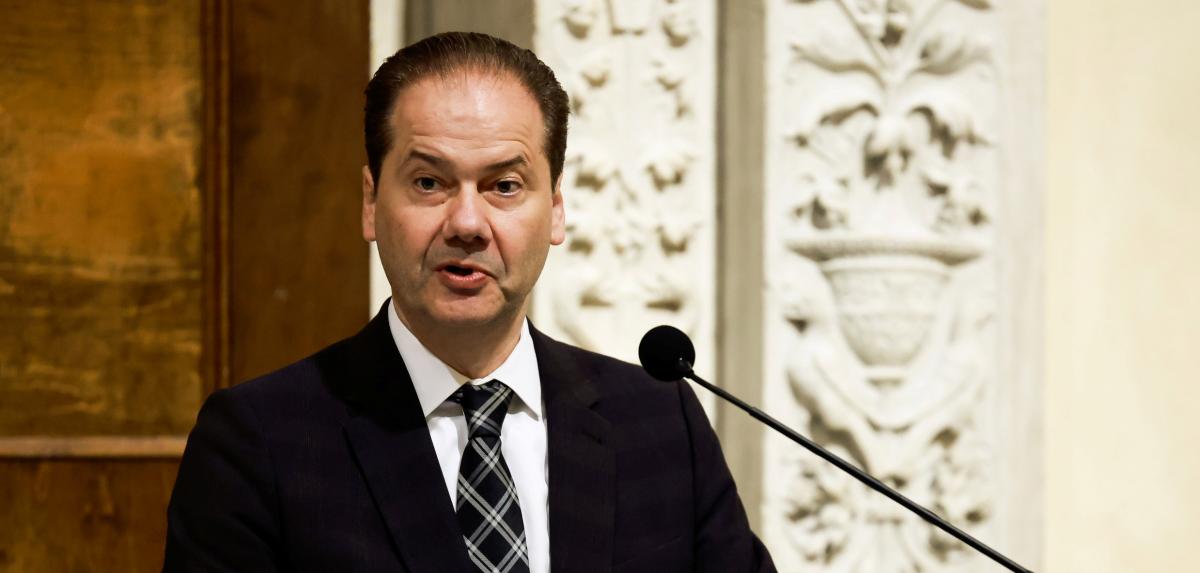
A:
[790, 235, 981, 382]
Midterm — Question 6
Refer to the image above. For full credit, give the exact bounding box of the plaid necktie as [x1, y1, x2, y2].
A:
[452, 381, 530, 573]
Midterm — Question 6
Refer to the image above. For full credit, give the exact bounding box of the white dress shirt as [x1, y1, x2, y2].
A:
[388, 302, 550, 573]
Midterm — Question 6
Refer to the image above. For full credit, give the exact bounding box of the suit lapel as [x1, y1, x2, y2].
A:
[338, 306, 473, 573]
[532, 326, 616, 573]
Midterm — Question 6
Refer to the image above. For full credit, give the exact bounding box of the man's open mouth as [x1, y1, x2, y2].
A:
[444, 265, 476, 276]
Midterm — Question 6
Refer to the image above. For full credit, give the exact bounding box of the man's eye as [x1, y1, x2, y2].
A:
[496, 180, 522, 195]
[414, 177, 438, 191]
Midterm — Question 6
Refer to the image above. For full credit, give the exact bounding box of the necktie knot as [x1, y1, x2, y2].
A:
[452, 380, 512, 440]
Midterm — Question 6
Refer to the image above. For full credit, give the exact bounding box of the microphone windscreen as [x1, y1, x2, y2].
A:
[638, 325, 696, 381]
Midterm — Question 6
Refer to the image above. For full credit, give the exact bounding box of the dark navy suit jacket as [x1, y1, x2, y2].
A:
[164, 304, 775, 572]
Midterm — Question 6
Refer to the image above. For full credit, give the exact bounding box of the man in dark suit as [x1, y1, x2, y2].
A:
[164, 32, 775, 572]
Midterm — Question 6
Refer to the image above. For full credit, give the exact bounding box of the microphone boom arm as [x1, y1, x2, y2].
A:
[675, 358, 1035, 573]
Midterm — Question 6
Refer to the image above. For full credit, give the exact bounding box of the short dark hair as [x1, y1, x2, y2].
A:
[364, 32, 569, 189]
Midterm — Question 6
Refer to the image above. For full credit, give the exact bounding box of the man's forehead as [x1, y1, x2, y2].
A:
[390, 72, 542, 130]
[386, 71, 547, 166]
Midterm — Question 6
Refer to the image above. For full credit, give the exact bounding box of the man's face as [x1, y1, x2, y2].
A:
[362, 72, 565, 331]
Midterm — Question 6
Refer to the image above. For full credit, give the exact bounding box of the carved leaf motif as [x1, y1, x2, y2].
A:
[661, 4, 697, 46]
[932, 431, 993, 525]
[611, 201, 652, 255]
[886, 0, 913, 38]
[791, 34, 878, 76]
[908, 89, 990, 146]
[921, 159, 989, 230]
[562, 0, 599, 36]
[580, 52, 612, 87]
[785, 454, 856, 561]
[609, 0, 653, 33]
[567, 79, 590, 116]
[564, 208, 605, 249]
[579, 270, 618, 307]
[569, 142, 618, 187]
[779, 287, 820, 324]
[653, 58, 685, 90]
[787, 82, 880, 142]
[645, 144, 694, 188]
[866, 113, 914, 157]
[795, 173, 851, 229]
[865, 111, 922, 184]
[917, 29, 992, 76]
[639, 272, 688, 311]
[841, 0, 887, 41]
[657, 208, 702, 251]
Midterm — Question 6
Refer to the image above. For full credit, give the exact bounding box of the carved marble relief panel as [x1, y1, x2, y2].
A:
[762, 0, 1005, 570]
[532, 0, 718, 386]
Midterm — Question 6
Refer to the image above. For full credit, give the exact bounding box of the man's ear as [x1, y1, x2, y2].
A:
[550, 175, 566, 246]
[362, 165, 377, 242]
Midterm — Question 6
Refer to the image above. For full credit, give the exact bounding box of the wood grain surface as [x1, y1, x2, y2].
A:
[228, 0, 371, 383]
[0, 460, 179, 572]
[0, 0, 207, 437]
[1, 0, 369, 570]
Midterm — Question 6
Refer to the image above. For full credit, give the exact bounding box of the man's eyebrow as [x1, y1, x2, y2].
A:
[483, 155, 529, 173]
[404, 150, 449, 168]
[401, 151, 528, 174]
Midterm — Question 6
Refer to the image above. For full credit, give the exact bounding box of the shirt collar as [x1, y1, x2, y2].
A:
[387, 299, 543, 419]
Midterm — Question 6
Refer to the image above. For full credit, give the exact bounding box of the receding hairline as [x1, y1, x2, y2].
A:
[380, 67, 554, 171]
[387, 66, 544, 117]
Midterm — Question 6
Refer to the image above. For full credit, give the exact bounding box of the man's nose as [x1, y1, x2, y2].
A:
[443, 185, 490, 244]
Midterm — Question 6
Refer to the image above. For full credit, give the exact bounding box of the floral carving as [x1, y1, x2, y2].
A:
[765, 0, 1003, 570]
[562, 0, 599, 36]
[783, 451, 859, 562]
[785, 0, 996, 240]
[661, 0, 698, 45]
[534, 0, 716, 371]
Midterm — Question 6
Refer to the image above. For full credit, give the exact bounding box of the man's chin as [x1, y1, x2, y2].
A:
[393, 288, 523, 332]
[425, 301, 515, 329]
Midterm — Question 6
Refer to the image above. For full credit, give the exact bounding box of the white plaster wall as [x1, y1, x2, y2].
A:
[1046, 0, 1200, 570]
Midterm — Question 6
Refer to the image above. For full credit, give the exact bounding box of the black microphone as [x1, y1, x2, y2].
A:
[638, 325, 1034, 573]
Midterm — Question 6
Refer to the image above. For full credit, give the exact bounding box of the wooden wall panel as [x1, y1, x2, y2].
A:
[228, 0, 371, 383]
[1, 0, 369, 570]
[0, 460, 178, 573]
[0, 1, 206, 436]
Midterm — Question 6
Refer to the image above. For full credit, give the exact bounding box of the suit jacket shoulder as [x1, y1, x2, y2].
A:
[167, 309, 472, 573]
[529, 326, 775, 573]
